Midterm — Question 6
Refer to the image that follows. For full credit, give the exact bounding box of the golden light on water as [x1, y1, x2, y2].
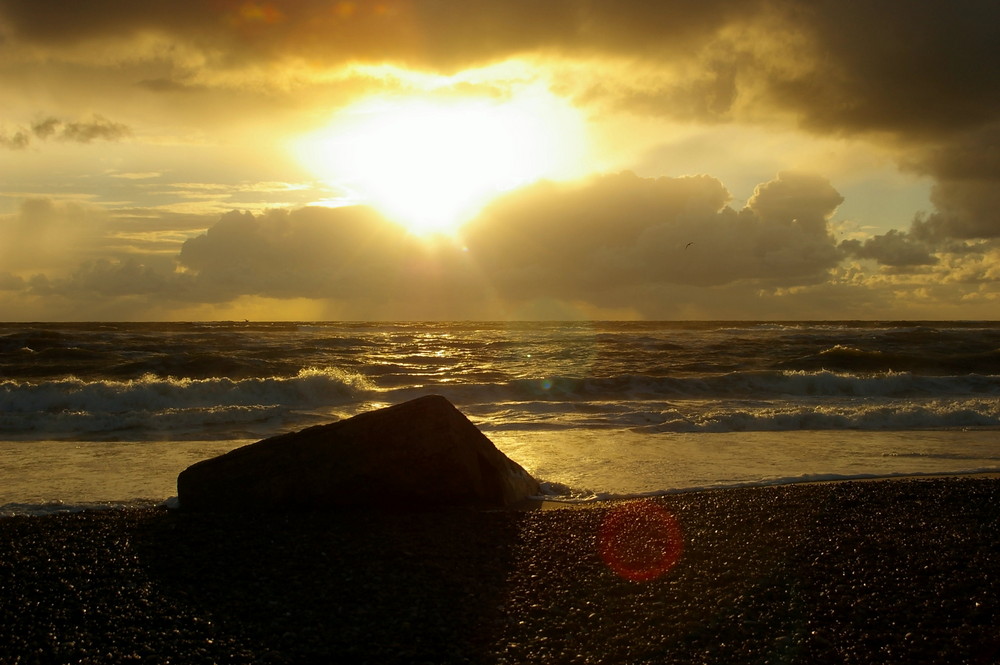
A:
[293, 87, 587, 235]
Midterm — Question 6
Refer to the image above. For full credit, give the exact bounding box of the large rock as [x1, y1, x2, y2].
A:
[177, 394, 540, 511]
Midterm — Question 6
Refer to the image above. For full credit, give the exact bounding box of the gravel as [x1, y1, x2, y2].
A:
[1, 477, 999, 664]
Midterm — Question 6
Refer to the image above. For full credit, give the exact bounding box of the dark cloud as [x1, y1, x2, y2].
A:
[912, 182, 1000, 242]
[903, 122, 1000, 241]
[0, 0, 217, 47]
[30, 116, 60, 139]
[0, 115, 130, 149]
[0, 272, 24, 290]
[0, 128, 29, 149]
[750, 2, 996, 139]
[63, 257, 177, 297]
[3, 1, 996, 142]
[912, 122, 1000, 184]
[59, 116, 130, 142]
[0, 0, 753, 68]
[840, 230, 938, 268]
[3, 0, 995, 133]
[597, 52, 745, 122]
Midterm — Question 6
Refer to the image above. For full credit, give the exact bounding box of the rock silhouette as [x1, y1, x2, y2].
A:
[177, 394, 540, 510]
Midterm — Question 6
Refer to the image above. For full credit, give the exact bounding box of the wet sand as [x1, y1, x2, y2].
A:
[2, 476, 999, 664]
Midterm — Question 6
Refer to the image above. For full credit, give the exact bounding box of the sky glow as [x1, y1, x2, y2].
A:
[1, 0, 998, 320]
[293, 90, 586, 235]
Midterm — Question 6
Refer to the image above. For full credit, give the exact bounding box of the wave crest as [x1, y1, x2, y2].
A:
[0, 368, 373, 439]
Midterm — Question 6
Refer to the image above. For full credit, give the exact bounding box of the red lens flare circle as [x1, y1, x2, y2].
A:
[598, 499, 684, 582]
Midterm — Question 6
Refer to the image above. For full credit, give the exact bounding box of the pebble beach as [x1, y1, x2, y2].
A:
[2, 476, 999, 664]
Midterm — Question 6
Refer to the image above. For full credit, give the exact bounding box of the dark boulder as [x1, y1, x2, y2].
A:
[176, 394, 540, 511]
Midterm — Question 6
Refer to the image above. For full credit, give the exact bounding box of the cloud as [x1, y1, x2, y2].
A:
[30, 116, 60, 139]
[461, 171, 844, 303]
[195, 171, 857, 317]
[58, 115, 131, 142]
[748, 2, 999, 137]
[172, 205, 504, 317]
[840, 230, 938, 268]
[853, 122, 1000, 257]
[3, 1, 996, 136]
[903, 122, 1000, 241]
[0, 0, 751, 68]
[177, 206, 415, 301]
[4, 178, 1000, 320]
[0, 114, 130, 149]
[19, 171, 841, 313]
[0, 271, 24, 290]
[0, 128, 29, 149]
[744, 171, 844, 236]
[61, 257, 178, 297]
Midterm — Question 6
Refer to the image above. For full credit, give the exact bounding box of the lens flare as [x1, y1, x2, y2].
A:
[599, 499, 683, 582]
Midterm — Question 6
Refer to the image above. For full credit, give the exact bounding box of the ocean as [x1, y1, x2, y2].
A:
[2, 321, 999, 516]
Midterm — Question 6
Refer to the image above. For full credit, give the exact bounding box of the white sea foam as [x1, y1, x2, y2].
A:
[0, 368, 373, 439]
[626, 398, 1000, 433]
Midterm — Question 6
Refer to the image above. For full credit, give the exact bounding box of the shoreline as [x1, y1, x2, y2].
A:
[520, 470, 1000, 510]
[2, 475, 999, 663]
[5, 470, 1000, 518]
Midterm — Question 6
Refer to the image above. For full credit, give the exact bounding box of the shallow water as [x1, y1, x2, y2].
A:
[0, 440, 243, 515]
[3, 429, 998, 516]
[494, 429, 1000, 498]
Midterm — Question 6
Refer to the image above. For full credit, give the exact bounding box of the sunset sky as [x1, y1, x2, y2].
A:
[1, 0, 998, 321]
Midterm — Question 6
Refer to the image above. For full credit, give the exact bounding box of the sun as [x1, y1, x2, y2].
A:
[294, 88, 586, 235]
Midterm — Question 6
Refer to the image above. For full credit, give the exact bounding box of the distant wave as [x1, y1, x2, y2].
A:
[0, 368, 372, 439]
[3, 366, 999, 439]
[780, 344, 1000, 375]
[624, 398, 1000, 433]
[388, 369, 1000, 402]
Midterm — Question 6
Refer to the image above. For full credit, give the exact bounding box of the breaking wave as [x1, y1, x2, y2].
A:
[0, 368, 373, 439]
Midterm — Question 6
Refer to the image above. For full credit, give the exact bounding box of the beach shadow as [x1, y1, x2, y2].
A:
[134, 507, 524, 664]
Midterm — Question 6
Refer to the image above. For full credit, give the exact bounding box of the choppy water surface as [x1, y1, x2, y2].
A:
[2, 321, 999, 513]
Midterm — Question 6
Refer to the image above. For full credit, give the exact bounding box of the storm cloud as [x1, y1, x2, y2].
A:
[3, 0, 995, 136]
